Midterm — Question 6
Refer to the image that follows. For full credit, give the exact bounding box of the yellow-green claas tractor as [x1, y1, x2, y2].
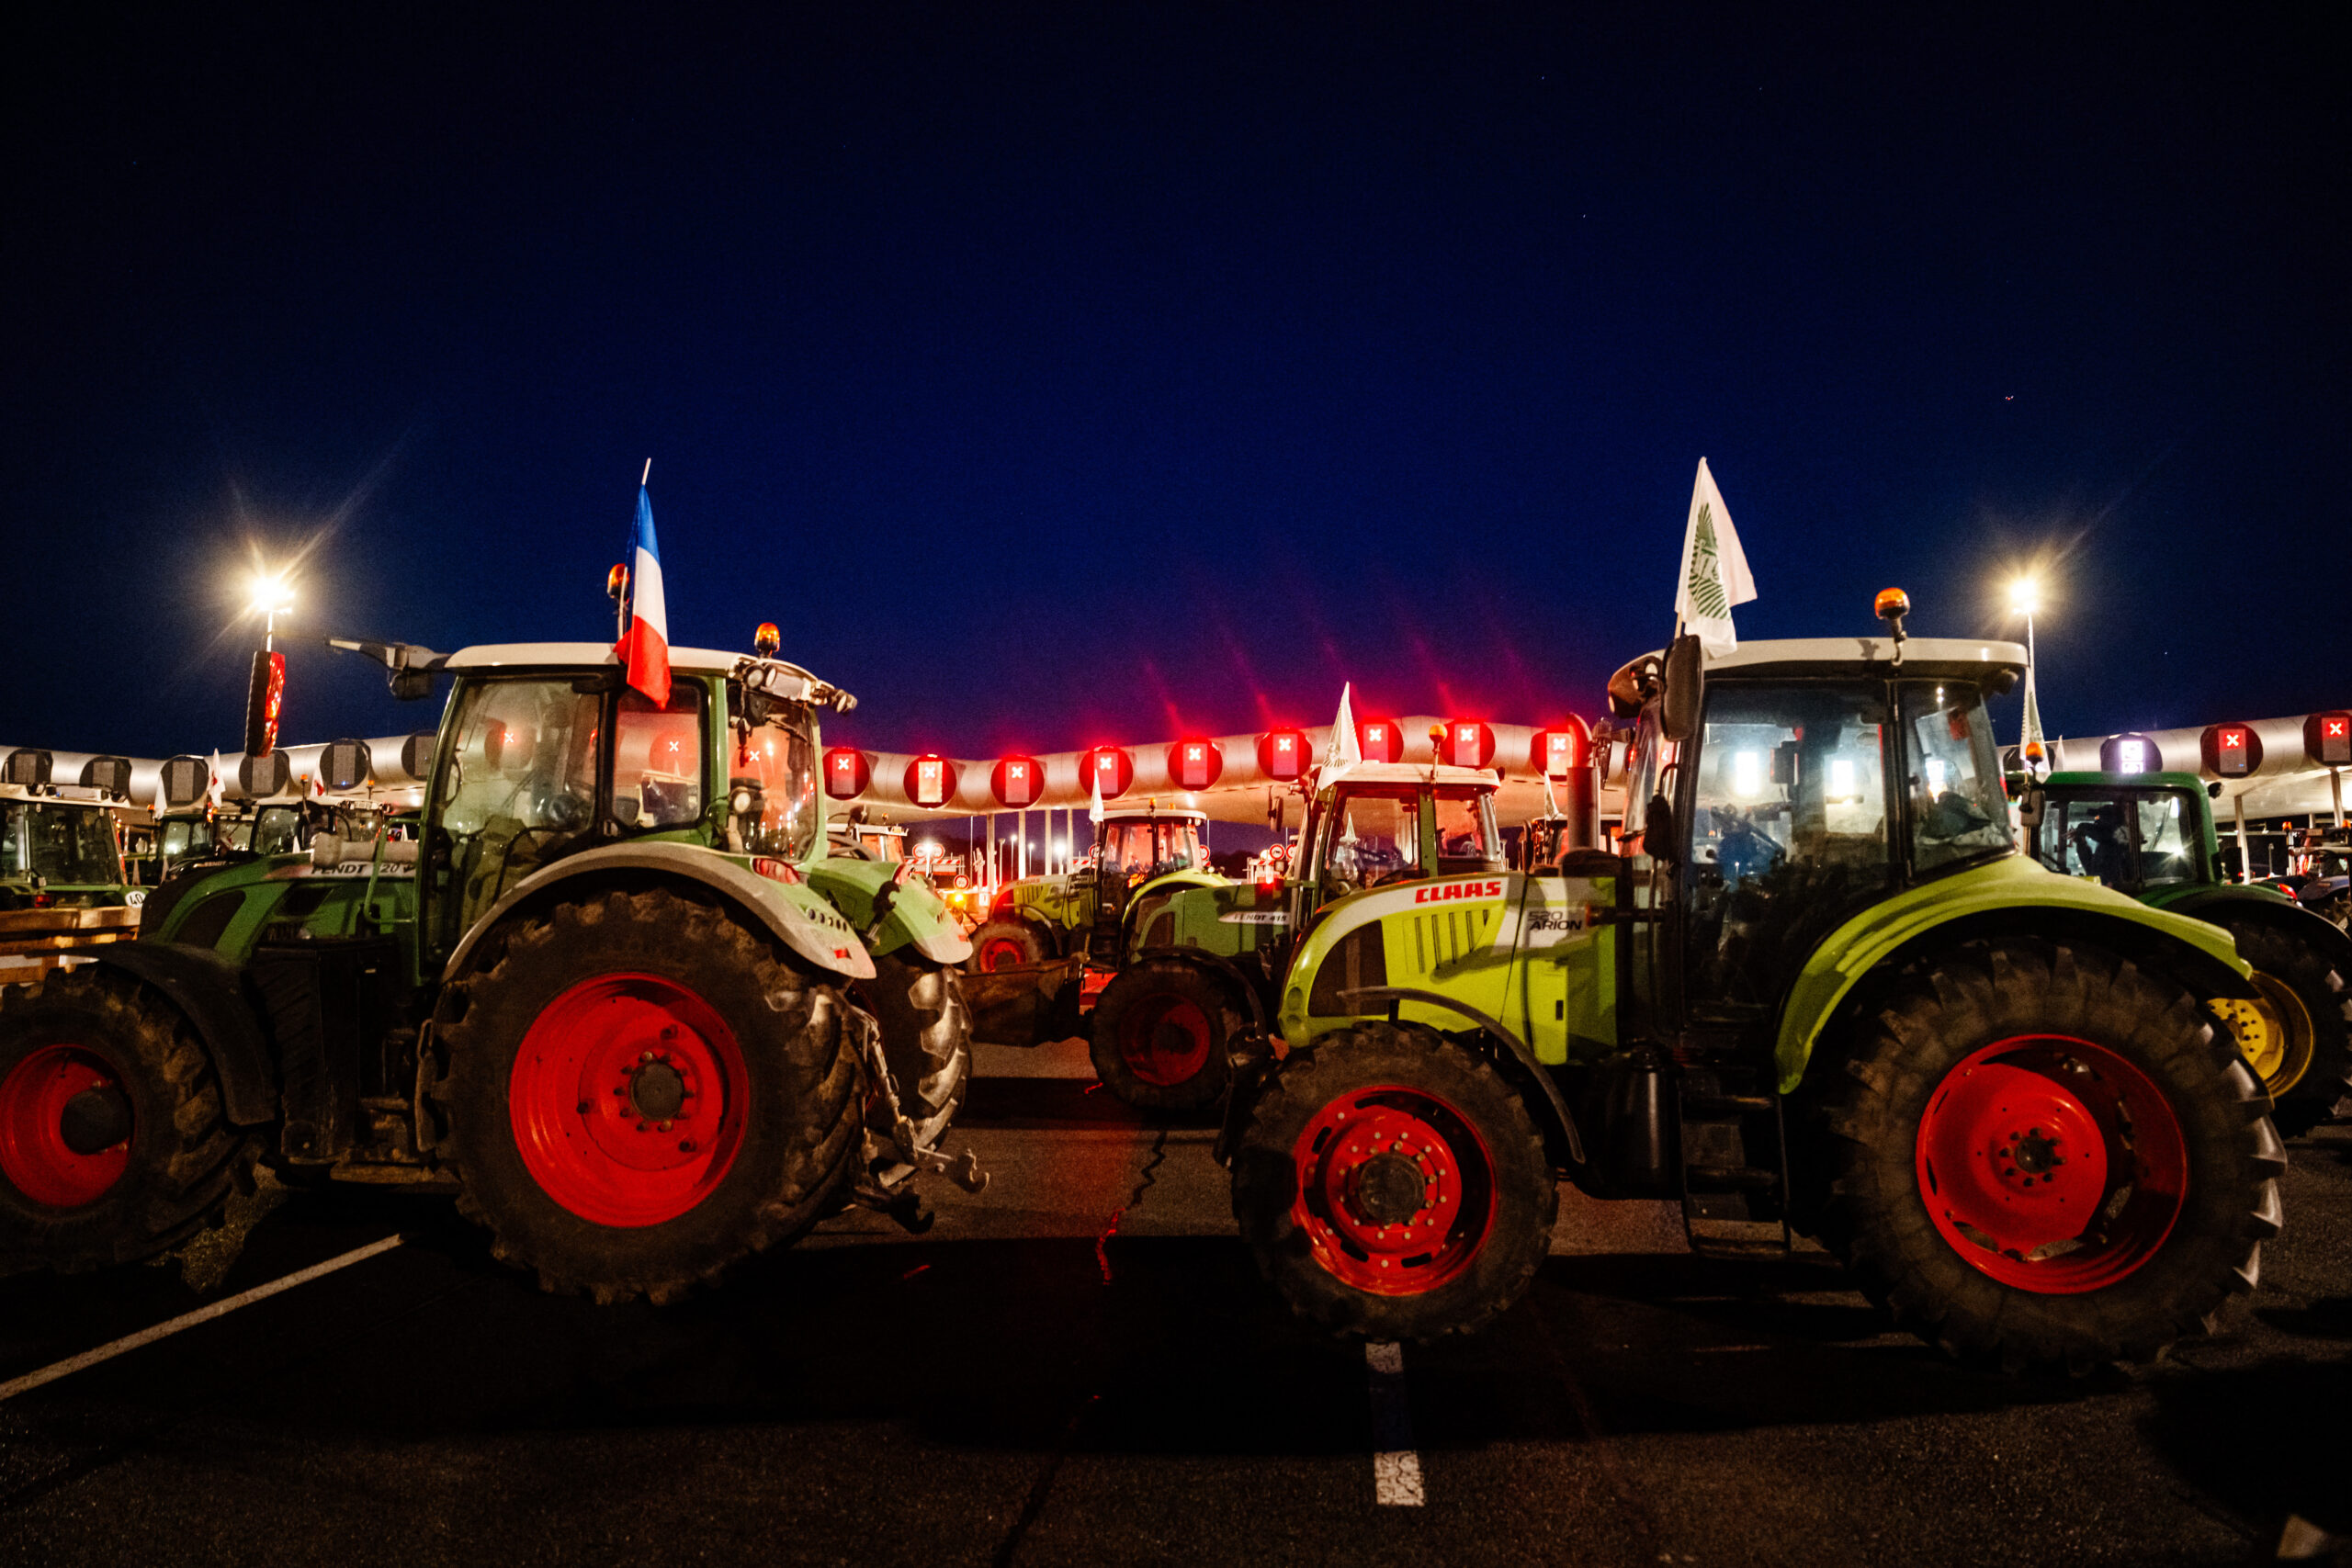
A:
[1210, 597, 2284, 1372]
[0, 635, 981, 1298]
[967, 803, 1223, 971]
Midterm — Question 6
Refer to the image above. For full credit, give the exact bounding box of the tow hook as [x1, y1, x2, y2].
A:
[893, 1116, 990, 1194]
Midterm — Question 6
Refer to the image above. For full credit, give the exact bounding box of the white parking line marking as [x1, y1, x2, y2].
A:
[0, 1234, 405, 1403]
[1364, 1339, 1425, 1506]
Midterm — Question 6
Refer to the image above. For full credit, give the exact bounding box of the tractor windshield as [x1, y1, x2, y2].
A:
[431, 676, 605, 949]
[1433, 787, 1503, 873]
[733, 702, 820, 860]
[1, 803, 122, 886]
[1320, 787, 1422, 897]
[1100, 818, 1203, 877]
[1897, 683, 2011, 875]
[2034, 788, 2205, 890]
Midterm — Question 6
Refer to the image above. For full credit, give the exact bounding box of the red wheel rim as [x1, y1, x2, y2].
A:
[979, 935, 1030, 971]
[0, 1044, 133, 1208]
[1117, 996, 1212, 1088]
[508, 973, 749, 1228]
[1289, 1084, 1495, 1296]
[1915, 1034, 2188, 1293]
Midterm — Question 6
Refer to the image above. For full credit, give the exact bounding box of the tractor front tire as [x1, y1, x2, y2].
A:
[1090, 957, 1242, 1111]
[1231, 1022, 1555, 1340]
[2208, 917, 2351, 1135]
[1811, 941, 2284, 1371]
[435, 889, 865, 1304]
[968, 918, 1052, 973]
[856, 951, 972, 1146]
[0, 969, 251, 1276]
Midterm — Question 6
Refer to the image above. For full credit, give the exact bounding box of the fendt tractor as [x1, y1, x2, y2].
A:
[1189, 594, 2282, 1371]
[967, 803, 1221, 971]
[2021, 769, 2352, 1133]
[0, 630, 980, 1300]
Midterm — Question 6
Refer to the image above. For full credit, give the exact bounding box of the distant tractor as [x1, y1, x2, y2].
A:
[0, 773, 144, 987]
[0, 637, 979, 1298]
[2021, 769, 2351, 1132]
[966, 804, 1222, 971]
[1194, 599, 2280, 1371]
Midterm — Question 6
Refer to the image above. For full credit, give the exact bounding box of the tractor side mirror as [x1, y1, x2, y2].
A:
[1642, 792, 1679, 865]
[2017, 787, 2046, 833]
[1660, 635, 1702, 744]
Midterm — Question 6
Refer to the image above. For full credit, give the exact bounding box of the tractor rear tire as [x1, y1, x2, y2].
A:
[2208, 917, 2351, 1135]
[435, 889, 865, 1304]
[1090, 958, 1242, 1111]
[968, 918, 1052, 973]
[0, 969, 251, 1276]
[1231, 1022, 1555, 1340]
[1809, 941, 2284, 1371]
[856, 951, 972, 1147]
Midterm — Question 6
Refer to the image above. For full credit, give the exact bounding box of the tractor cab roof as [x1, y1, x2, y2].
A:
[444, 644, 855, 711]
[1611, 636, 2027, 697]
[2042, 771, 2208, 793]
[1099, 804, 1208, 823]
[1316, 761, 1497, 794]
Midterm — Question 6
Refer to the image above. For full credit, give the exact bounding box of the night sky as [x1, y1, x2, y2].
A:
[6, 6, 2344, 767]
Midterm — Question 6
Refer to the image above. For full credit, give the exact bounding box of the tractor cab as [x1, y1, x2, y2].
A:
[2021, 772, 2215, 895]
[0, 785, 136, 910]
[1295, 762, 1502, 908]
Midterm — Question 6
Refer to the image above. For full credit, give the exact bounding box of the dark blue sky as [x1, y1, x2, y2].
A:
[6, 6, 2343, 763]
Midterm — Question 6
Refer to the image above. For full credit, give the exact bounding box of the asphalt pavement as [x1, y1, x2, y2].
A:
[2, 1038, 2346, 1568]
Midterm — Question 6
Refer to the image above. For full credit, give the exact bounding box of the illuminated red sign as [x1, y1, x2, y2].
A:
[244, 649, 286, 757]
[2305, 712, 2352, 768]
[1084, 746, 1134, 799]
[2199, 723, 2263, 779]
[990, 755, 1043, 808]
[1356, 717, 1403, 764]
[822, 747, 870, 799]
[1257, 728, 1308, 782]
[1169, 738, 1224, 790]
[1531, 719, 1590, 777]
[1441, 720, 1495, 770]
[903, 754, 959, 807]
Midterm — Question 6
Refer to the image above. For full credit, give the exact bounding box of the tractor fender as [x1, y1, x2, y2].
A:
[2160, 885, 2352, 973]
[439, 841, 876, 987]
[93, 942, 278, 1127]
[801, 859, 975, 966]
[1773, 856, 2256, 1095]
[1334, 985, 1586, 1168]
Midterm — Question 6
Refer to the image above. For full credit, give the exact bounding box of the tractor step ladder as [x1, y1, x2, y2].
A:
[1676, 1066, 1792, 1259]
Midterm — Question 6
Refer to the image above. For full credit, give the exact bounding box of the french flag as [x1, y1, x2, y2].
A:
[615, 483, 672, 706]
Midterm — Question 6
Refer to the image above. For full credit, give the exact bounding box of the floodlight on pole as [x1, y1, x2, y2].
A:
[250, 573, 296, 652]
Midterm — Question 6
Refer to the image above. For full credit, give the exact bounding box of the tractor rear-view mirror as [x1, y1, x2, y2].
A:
[1661, 636, 1702, 743]
[1642, 791, 1679, 865]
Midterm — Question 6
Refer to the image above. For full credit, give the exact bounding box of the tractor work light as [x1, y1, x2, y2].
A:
[823, 747, 871, 799]
[1170, 739, 1224, 790]
[2305, 712, 2352, 768]
[1257, 728, 1308, 782]
[2102, 733, 2163, 775]
[2199, 724, 2262, 779]
[991, 755, 1043, 808]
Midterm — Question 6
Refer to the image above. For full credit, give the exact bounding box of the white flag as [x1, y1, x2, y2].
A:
[1088, 766, 1105, 827]
[207, 750, 225, 810]
[1324, 682, 1363, 772]
[1672, 457, 1757, 657]
[2020, 663, 2049, 779]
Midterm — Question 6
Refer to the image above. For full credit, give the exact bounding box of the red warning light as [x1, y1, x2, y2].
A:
[1440, 720, 1496, 769]
[2305, 712, 2352, 768]
[1257, 728, 1308, 782]
[1167, 739, 1224, 790]
[990, 754, 1043, 808]
[1084, 746, 1134, 799]
[1357, 717, 1404, 764]
[2199, 723, 2263, 779]
[822, 747, 870, 799]
[903, 754, 959, 807]
[1531, 718, 1590, 777]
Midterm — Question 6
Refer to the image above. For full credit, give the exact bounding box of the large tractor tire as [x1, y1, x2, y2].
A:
[1809, 941, 2285, 1371]
[1090, 957, 1242, 1111]
[968, 918, 1053, 973]
[856, 951, 972, 1146]
[0, 969, 251, 1275]
[435, 889, 865, 1304]
[2205, 917, 2351, 1135]
[1231, 1022, 1555, 1340]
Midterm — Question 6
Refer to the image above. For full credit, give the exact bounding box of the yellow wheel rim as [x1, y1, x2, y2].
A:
[2211, 971, 2315, 1097]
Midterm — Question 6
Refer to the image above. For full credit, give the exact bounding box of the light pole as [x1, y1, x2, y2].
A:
[2009, 577, 2044, 773]
[251, 574, 295, 652]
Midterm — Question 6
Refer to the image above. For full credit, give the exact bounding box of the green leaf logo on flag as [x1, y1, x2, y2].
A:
[1687, 504, 1729, 620]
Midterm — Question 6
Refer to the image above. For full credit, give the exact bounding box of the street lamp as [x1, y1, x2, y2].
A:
[2007, 576, 2045, 773]
[250, 573, 295, 652]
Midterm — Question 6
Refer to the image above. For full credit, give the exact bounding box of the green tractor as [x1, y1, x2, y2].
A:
[2020, 770, 2352, 1133]
[0, 637, 979, 1299]
[967, 803, 1222, 972]
[1192, 600, 2281, 1370]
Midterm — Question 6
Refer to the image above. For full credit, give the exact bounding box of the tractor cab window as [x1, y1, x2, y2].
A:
[1682, 682, 1893, 1015]
[251, 806, 304, 858]
[431, 677, 603, 950]
[730, 699, 819, 859]
[1101, 819, 1202, 878]
[1320, 787, 1423, 898]
[861, 830, 903, 863]
[2034, 789, 2203, 891]
[3, 804, 123, 886]
[2132, 793, 2203, 886]
[611, 687, 707, 832]
[1898, 683, 2011, 875]
[1433, 787, 1503, 873]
